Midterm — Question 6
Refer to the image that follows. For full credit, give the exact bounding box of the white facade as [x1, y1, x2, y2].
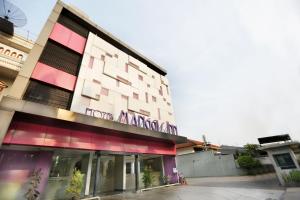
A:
[71, 32, 176, 126]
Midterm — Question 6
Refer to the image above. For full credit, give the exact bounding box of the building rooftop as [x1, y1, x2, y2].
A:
[57, 0, 167, 75]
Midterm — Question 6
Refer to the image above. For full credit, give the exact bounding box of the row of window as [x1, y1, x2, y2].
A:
[0, 47, 24, 60]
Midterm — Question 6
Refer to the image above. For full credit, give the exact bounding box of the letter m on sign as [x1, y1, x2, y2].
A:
[118, 110, 129, 124]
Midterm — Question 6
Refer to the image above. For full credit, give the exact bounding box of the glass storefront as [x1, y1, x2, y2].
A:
[42, 151, 90, 200]
[1, 147, 167, 200]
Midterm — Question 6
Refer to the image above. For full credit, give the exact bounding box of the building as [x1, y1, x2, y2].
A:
[175, 139, 246, 177]
[0, 31, 34, 99]
[0, 1, 187, 199]
[258, 135, 300, 186]
[176, 139, 219, 155]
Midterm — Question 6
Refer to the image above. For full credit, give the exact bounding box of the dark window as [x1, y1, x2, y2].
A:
[39, 41, 81, 76]
[126, 163, 131, 174]
[273, 153, 297, 169]
[23, 80, 72, 109]
[58, 14, 89, 38]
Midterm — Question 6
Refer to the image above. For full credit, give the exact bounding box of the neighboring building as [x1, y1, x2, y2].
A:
[176, 139, 220, 155]
[258, 135, 300, 186]
[0, 31, 33, 100]
[176, 139, 246, 177]
[0, 1, 186, 199]
[219, 145, 245, 156]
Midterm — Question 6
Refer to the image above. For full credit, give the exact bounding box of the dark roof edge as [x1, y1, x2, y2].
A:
[58, 1, 167, 76]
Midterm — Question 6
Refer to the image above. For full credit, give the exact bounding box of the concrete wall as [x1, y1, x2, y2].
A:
[176, 151, 246, 178]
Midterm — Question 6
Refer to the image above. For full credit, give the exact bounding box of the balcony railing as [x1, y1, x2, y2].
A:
[0, 53, 24, 71]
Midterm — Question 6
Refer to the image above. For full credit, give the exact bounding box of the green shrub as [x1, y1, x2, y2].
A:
[284, 170, 300, 183]
[237, 155, 261, 170]
[142, 167, 155, 188]
[66, 169, 84, 200]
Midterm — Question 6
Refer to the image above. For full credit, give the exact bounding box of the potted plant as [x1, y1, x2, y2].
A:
[142, 167, 154, 188]
[66, 169, 84, 200]
[25, 168, 43, 200]
[162, 175, 171, 185]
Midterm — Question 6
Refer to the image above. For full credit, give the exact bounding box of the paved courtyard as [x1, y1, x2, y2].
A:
[102, 174, 286, 200]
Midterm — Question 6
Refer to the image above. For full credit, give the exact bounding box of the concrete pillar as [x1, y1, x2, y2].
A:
[0, 110, 14, 146]
[84, 152, 93, 196]
[114, 155, 126, 191]
[135, 155, 140, 191]
[93, 153, 101, 196]
[131, 162, 135, 174]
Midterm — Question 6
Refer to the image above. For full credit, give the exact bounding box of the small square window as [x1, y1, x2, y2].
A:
[88, 56, 94, 69]
[133, 92, 139, 99]
[101, 87, 109, 96]
[147, 84, 150, 88]
[138, 75, 143, 81]
[152, 96, 156, 102]
[145, 92, 148, 103]
[122, 95, 128, 100]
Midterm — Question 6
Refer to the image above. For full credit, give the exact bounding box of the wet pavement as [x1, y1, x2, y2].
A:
[102, 173, 286, 200]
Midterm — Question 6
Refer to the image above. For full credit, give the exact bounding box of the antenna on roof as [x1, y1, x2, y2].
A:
[0, 0, 27, 35]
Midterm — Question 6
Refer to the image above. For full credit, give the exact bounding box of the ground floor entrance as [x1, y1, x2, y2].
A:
[0, 147, 178, 200]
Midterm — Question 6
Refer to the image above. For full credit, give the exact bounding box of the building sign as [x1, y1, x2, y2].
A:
[85, 108, 178, 135]
[85, 108, 113, 120]
[118, 110, 178, 135]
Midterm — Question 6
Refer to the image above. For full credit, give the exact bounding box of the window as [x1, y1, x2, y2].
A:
[273, 153, 297, 169]
[166, 85, 169, 95]
[152, 96, 156, 102]
[11, 52, 17, 57]
[167, 102, 171, 106]
[158, 108, 161, 120]
[126, 162, 132, 174]
[133, 92, 139, 100]
[159, 86, 163, 96]
[116, 80, 120, 87]
[138, 75, 143, 81]
[88, 56, 94, 69]
[4, 49, 10, 55]
[17, 54, 23, 60]
[121, 95, 128, 100]
[145, 92, 148, 103]
[101, 87, 109, 96]
[147, 84, 150, 88]
[125, 64, 128, 73]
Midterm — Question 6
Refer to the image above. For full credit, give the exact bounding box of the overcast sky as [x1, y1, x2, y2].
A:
[11, 0, 300, 146]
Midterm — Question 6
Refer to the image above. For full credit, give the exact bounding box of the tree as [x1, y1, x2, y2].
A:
[244, 144, 260, 157]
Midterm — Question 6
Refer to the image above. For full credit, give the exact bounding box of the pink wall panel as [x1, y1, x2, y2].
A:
[49, 22, 86, 54]
[3, 121, 176, 155]
[31, 62, 77, 91]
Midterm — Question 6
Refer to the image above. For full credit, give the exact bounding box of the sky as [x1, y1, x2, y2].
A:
[9, 0, 300, 146]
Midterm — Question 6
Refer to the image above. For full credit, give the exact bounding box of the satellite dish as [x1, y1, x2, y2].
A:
[0, 0, 27, 35]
